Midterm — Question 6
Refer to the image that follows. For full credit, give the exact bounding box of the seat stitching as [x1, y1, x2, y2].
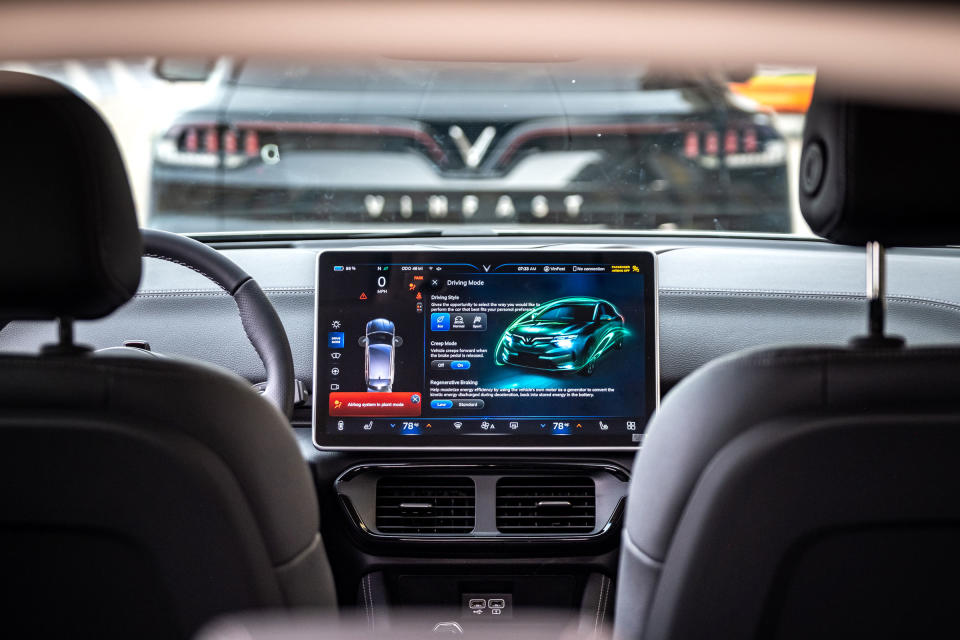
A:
[360, 575, 370, 628]
[594, 575, 607, 633]
[368, 574, 376, 631]
[598, 574, 610, 631]
[662, 287, 960, 314]
[738, 349, 960, 368]
[143, 253, 228, 293]
[134, 287, 313, 297]
[364, 574, 374, 630]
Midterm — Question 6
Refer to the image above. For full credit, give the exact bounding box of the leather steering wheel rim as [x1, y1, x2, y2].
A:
[141, 228, 296, 419]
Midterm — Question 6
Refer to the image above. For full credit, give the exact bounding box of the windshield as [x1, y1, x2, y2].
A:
[367, 331, 394, 345]
[537, 305, 596, 322]
[0, 58, 813, 236]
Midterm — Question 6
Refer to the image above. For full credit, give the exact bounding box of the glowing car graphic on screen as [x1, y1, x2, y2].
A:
[358, 318, 403, 392]
[495, 297, 626, 376]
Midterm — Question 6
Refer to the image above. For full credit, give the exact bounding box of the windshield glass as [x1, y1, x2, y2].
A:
[367, 331, 393, 345]
[0, 58, 813, 236]
[537, 305, 596, 322]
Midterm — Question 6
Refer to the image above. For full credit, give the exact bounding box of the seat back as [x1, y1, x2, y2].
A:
[0, 72, 335, 638]
[654, 413, 960, 639]
[614, 85, 960, 639]
[0, 352, 337, 639]
[615, 346, 960, 640]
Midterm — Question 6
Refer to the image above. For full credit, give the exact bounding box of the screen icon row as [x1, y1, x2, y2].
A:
[431, 312, 487, 331]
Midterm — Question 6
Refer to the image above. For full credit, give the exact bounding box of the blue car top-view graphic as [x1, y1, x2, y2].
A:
[358, 318, 403, 392]
[495, 297, 627, 376]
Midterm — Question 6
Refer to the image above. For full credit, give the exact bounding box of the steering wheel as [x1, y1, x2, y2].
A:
[140, 229, 296, 419]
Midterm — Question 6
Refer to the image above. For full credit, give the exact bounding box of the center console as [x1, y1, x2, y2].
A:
[310, 247, 658, 631]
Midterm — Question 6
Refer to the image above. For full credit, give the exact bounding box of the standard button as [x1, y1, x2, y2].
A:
[431, 360, 451, 370]
[450, 360, 471, 370]
[453, 399, 485, 410]
[431, 399, 453, 409]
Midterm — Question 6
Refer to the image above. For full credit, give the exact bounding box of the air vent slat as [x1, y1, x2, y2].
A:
[496, 476, 596, 534]
[376, 476, 475, 535]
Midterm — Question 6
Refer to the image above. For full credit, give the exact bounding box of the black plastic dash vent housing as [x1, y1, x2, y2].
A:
[376, 476, 476, 534]
[496, 476, 596, 534]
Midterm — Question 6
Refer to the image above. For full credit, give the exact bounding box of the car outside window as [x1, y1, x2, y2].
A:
[0, 58, 814, 237]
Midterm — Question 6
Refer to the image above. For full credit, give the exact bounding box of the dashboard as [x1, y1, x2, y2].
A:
[5, 236, 960, 432]
[313, 249, 657, 449]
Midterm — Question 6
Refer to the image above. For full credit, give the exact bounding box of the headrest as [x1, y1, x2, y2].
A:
[0, 71, 141, 320]
[800, 85, 960, 247]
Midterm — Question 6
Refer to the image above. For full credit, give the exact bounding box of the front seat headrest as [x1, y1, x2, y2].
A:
[799, 85, 960, 247]
[0, 71, 141, 320]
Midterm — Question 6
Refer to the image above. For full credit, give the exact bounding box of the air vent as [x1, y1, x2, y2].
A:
[496, 477, 596, 534]
[376, 476, 475, 534]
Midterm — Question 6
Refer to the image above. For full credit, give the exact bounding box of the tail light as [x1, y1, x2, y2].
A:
[155, 124, 268, 168]
[682, 125, 784, 168]
[704, 130, 719, 155]
[183, 127, 199, 153]
[203, 128, 219, 153]
[243, 130, 260, 158]
[724, 129, 738, 154]
[683, 131, 699, 158]
[223, 129, 238, 154]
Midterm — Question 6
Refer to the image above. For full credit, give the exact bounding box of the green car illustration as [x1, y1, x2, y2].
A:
[495, 297, 626, 376]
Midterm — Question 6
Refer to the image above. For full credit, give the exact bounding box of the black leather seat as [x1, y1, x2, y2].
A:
[613, 89, 960, 639]
[0, 73, 336, 637]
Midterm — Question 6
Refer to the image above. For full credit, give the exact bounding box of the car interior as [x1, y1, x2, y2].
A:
[2, 2, 960, 639]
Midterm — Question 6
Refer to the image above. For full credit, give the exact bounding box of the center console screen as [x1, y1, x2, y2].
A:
[313, 250, 657, 449]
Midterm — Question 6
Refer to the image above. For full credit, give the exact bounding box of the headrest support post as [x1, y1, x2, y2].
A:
[41, 317, 91, 356]
[850, 241, 905, 349]
[866, 241, 886, 338]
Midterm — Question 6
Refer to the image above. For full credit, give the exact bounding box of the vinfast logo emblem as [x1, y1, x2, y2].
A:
[448, 125, 496, 169]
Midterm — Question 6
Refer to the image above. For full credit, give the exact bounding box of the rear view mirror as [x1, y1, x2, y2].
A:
[153, 58, 216, 82]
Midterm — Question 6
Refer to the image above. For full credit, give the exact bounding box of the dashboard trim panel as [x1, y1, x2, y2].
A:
[333, 461, 630, 543]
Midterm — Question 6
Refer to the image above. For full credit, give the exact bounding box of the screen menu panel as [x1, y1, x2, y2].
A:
[313, 250, 657, 449]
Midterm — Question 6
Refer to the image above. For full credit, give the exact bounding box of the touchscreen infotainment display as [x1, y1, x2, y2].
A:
[313, 250, 657, 449]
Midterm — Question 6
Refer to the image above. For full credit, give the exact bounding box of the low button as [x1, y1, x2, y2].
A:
[430, 399, 453, 409]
